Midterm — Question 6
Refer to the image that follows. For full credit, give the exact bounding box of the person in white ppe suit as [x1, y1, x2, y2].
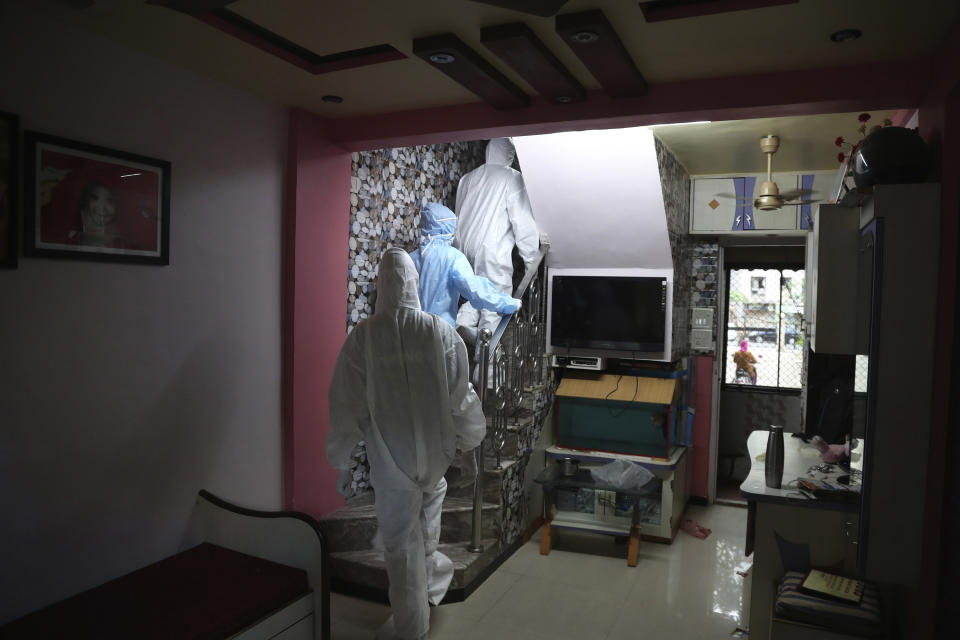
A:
[409, 202, 521, 327]
[327, 247, 487, 640]
[454, 137, 539, 343]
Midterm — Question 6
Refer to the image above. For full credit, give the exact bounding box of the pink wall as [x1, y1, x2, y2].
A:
[690, 355, 715, 499]
[283, 109, 351, 517]
[0, 4, 288, 623]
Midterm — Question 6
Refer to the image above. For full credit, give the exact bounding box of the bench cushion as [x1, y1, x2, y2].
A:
[0, 543, 309, 639]
[774, 570, 883, 637]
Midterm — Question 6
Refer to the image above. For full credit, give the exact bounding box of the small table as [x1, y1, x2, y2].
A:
[534, 465, 647, 566]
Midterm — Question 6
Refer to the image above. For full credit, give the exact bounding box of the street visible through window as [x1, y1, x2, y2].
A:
[725, 268, 805, 389]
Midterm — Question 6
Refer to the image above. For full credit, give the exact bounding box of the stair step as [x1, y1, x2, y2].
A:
[443, 465, 502, 502]
[321, 492, 500, 553]
[445, 456, 521, 501]
[330, 537, 503, 598]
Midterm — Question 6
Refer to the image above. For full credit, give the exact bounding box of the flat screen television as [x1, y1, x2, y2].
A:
[546, 268, 673, 361]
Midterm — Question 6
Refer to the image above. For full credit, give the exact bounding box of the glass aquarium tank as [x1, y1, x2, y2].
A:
[555, 373, 683, 458]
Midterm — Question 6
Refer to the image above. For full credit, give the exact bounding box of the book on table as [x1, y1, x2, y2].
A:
[799, 569, 865, 604]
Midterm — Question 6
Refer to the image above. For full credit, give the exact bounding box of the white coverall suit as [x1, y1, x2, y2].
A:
[327, 248, 487, 640]
[454, 138, 540, 341]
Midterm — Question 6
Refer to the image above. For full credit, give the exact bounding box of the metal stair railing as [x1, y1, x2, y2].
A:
[468, 244, 549, 554]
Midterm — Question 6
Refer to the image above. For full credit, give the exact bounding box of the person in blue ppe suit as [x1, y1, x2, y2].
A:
[409, 202, 521, 328]
[327, 248, 486, 640]
[454, 138, 539, 343]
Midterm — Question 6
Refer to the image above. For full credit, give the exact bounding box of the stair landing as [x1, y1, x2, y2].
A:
[330, 536, 517, 604]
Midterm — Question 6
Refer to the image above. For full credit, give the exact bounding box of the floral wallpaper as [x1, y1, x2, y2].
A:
[345, 142, 486, 332]
[654, 136, 721, 357]
[339, 140, 486, 498]
[654, 137, 693, 360]
[690, 242, 720, 353]
[499, 367, 556, 545]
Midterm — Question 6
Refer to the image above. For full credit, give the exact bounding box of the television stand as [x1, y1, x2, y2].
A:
[541, 446, 689, 543]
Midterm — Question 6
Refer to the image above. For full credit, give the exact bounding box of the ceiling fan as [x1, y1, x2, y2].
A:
[720, 135, 817, 210]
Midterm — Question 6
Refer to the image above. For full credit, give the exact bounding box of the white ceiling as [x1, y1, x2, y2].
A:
[650, 109, 903, 175]
[19, 0, 955, 174]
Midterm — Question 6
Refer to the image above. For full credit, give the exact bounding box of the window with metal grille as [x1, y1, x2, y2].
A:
[724, 268, 805, 389]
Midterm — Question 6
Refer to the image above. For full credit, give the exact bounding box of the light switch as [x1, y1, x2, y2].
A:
[692, 307, 714, 328]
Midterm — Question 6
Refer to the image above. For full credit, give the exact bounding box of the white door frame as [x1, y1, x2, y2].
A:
[706, 245, 726, 504]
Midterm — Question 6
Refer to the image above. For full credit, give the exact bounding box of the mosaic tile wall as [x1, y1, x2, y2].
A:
[690, 242, 720, 354]
[654, 137, 693, 360]
[345, 141, 486, 332]
[499, 369, 556, 546]
[339, 141, 486, 498]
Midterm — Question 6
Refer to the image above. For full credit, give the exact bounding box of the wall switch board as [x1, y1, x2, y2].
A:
[692, 307, 714, 329]
[691, 329, 713, 351]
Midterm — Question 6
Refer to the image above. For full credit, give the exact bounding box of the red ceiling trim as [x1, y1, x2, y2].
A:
[555, 9, 647, 98]
[191, 9, 405, 75]
[413, 33, 530, 109]
[325, 58, 931, 151]
[481, 22, 585, 104]
[891, 108, 917, 127]
[639, 0, 799, 23]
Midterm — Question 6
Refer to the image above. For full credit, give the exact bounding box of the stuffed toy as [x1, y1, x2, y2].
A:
[811, 434, 849, 463]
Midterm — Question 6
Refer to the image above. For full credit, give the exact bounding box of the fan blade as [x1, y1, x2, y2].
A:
[716, 193, 754, 201]
[779, 188, 814, 200]
[784, 200, 820, 206]
[468, 0, 569, 16]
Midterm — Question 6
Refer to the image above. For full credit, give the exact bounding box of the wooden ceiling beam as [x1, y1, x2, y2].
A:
[481, 22, 585, 105]
[555, 9, 647, 98]
[413, 33, 530, 109]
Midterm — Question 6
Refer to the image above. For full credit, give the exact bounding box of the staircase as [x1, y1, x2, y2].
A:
[321, 247, 555, 604]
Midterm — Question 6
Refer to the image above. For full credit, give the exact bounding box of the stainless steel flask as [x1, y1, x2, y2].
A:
[765, 425, 785, 489]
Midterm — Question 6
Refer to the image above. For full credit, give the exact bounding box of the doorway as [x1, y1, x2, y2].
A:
[714, 243, 806, 505]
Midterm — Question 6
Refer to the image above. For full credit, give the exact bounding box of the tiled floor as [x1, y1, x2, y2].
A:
[330, 504, 753, 639]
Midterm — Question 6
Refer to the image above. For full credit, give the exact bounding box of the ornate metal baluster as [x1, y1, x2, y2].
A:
[511, 321, 525, 410]
[468, 329, 491, 554]
[491, 345, 507, 470]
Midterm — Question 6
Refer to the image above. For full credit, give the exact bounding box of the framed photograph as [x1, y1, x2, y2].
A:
[0, 111, 18, 269]
[24, 131, 170, 264]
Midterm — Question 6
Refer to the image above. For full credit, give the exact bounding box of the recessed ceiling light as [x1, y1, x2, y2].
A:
[322, 95, 343, 104]
[830, 28, 862, 43]
[570, 30, 599, 44]
[429, 52, 456, 64]
[556, 96, 573, 104]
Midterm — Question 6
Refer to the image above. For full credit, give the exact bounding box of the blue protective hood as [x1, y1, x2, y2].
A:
[420, 202, 456, 248]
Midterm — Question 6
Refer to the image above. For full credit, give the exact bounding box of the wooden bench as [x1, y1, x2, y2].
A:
[0, 490, 330, 640]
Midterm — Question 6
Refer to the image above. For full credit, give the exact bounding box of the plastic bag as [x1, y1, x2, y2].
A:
[589, 459, 655, 490]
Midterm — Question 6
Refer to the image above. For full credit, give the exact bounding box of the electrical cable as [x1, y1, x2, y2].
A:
[605, 373, 639, 418]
